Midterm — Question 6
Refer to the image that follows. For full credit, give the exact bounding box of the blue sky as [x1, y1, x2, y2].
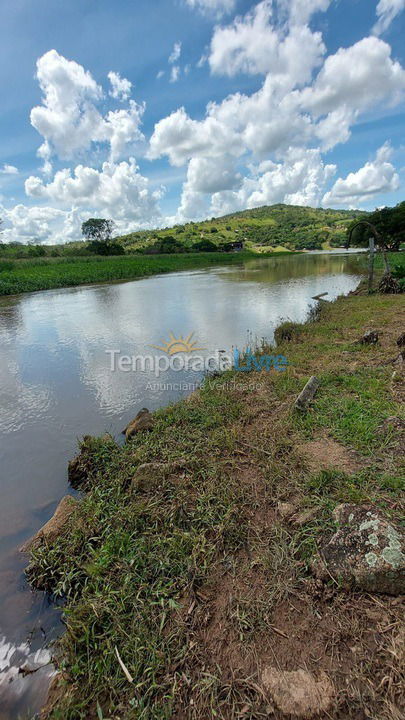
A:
[0, 0, 404, 243]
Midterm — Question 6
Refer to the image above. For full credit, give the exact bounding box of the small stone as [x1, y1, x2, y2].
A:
[292, 507, 318, 527]
[20, 496, 79, 553]
[358, 330, 379, 345]
[312, 504, 405, 595]
[123, 409, 154, 440]
[277, 502, 296, 519]
[261, 667, 334, 717]
[68, 435, 104, 489]
[397, 332, 405, 348]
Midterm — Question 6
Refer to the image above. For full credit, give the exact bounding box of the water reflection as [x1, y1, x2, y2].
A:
[0, 252, 365, 717]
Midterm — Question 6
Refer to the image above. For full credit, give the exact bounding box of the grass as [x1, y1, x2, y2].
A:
[27, 282, 405, 719]
[0, 251, 262, 296]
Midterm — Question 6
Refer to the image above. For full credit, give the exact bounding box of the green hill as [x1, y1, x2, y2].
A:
[119, 203, 367, 254]
[0, 204, 368, 259]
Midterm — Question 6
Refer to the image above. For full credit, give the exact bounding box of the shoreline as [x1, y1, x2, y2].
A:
[0, 250, 303, 297]
[25, 259, 404, 719]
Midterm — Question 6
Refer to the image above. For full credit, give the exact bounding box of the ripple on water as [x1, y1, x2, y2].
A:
[0, 634, 55, 718]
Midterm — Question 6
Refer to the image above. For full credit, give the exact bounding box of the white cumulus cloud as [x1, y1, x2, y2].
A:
[373, 0, 405, 35]
[322, 143, 399, 207]
[0, 165, 19, 175]
[169, 42, 182, 64]
[25, 159, 162, 223]
[149, 107, 241, 165]
[1, 205, 81, 245]
[176, 155, 241, 218]
[302, 37, 405, 116]
[108, 71, 132, 101]
[209, 1, 325, 83]
[184, 0, 236, 17]
[277, 0, 332, 26]
[31, 50, 144, 165]
[210, 148, 336, 217]
[170, 66, 181, 83]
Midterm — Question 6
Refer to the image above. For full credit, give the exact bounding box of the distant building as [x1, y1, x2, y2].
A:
[223, 240, 244, 252]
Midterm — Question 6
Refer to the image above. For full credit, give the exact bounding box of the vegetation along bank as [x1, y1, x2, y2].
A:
[1, 200, 404, 295]
[25, 252, 405, 719]
[0, 251, 265, 296]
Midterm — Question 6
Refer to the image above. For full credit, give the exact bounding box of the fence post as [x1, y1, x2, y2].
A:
[368, 237, 375, 293]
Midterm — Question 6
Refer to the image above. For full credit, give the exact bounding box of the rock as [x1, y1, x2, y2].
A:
[358, 330, 379, 345]
[123, 408, 154, 440]
[40, 673, 67, 719]
[294, 376, 320, 411]
[312, 504, 405, 595]
[277, 502, 296, 519]
[261, 667, 334, 717]
[397, 332, 405, 348]
[69, 435, 116, 489]
[68, 435, 93, 488]
[20, 496, 78, 553]
[292, 507, 318, 527]
[130, 462, 168, 493]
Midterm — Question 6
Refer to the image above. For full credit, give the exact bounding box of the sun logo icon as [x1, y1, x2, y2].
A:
[150, 331, 205, 355]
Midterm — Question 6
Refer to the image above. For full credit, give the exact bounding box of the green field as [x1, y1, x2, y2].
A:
[0, 251, 264, 296]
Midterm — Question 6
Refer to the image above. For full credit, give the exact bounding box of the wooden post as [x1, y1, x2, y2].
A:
[382, 247, 391, 274]
[294, 376, 320, 411]
[368, 237, 375, 293]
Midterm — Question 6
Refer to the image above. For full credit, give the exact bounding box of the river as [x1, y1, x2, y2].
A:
[0, 252, 365, 718]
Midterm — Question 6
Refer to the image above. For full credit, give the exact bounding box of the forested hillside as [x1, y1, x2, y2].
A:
[119, 204, 367, 254]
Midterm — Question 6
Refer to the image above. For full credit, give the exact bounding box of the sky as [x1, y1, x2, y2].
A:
[0, 0, 404, 244]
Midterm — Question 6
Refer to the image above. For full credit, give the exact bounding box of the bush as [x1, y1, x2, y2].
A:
[0, 260, 14, 273]
[87, 241, 125, 256]
[144, 236, 184, 254]
[27, 245, 46, 257]
[274, 321, 304, 344]
[191, 239, 217, 252]
[392, 263, 405, 280]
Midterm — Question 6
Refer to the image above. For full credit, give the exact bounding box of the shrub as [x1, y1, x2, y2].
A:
[392, 263, 405, 280]
[191, 239, 217, 252]
[87, 240, 125, 256]
[0, 260, 14, 273]
[274, 321, 304, 345]
[27, 245, 46, 257]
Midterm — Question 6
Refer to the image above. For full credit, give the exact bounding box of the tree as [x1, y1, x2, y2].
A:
[192, 238, 217, 252]
[82, 218, 124, 255]
[82, 218, 115, 243]
[348, 202, 405, 251]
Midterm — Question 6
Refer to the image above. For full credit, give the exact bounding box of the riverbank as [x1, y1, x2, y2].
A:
[0, 250, 292, 296]
[27, 273, 404, 719]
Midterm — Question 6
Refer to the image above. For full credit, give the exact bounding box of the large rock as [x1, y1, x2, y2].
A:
[123, 408, 154, 440]
[261, 667, 334, 717]
[130, 462, 168, 493]
[68, 434, 115, 488]
[20, 496, 78, 553]
[68, 435, 94, 488]
[313, 504, 405, 595]
[129, 458, 190, 493]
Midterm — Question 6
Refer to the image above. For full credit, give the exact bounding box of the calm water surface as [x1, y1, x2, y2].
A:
[0, 252, 365, 717]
